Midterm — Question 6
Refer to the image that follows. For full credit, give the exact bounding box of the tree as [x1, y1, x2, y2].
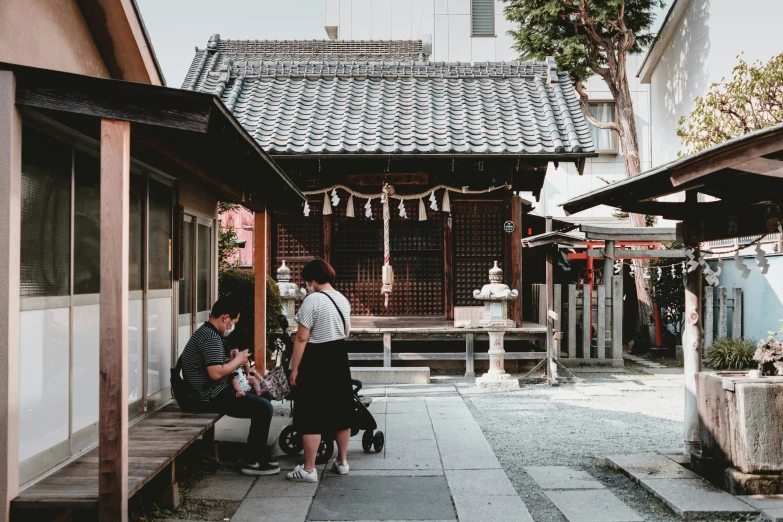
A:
[218, 202, 240, 272]
[504, 0, 664, 324]
[677, 52, 783, 155]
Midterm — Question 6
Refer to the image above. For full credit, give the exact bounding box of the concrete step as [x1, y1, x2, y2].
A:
[351, 367, 430, 385]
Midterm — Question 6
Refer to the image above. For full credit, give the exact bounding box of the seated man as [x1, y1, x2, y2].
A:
[180, 297, 280, 476]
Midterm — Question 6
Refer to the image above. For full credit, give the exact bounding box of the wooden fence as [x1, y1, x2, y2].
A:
[532, 277, 624, 365]
[703, 287, 743, 347]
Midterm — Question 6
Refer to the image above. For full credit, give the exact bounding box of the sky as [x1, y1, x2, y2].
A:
[137, 0, 670, 88]
[136, 0, 328, 87]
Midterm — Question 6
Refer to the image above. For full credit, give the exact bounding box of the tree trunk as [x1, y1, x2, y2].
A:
[614, 68, 654, 327]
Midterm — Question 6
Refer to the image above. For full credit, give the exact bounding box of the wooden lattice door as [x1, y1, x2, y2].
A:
[332, 200, 443, 316]
[453, 200, 505, 306]
[272, 206, 322, 291]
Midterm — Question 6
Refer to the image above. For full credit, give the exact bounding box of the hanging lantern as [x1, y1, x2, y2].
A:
[418, 197, 427, 221]
[303, 200, 310, 217]
[429, 190, 438, 211]
[398, 198, 407, 219]
[346, 194, 355, 218]
[442, 189, 451, 213]
[322, 192, 332, 216]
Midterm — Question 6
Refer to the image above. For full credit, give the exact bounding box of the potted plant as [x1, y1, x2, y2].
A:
[755, 320, 783, 376]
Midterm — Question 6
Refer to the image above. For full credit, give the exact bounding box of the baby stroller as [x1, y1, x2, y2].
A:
[272, 315, 385, 464]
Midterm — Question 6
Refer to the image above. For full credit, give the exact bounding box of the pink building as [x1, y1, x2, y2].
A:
[221, 206, 255, 267]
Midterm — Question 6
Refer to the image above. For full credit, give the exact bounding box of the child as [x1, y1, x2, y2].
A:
[229, 349, 266, 397]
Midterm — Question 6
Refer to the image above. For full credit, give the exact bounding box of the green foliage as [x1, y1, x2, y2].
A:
[677, 53, 783, 156]
[218, 270, 282, 358]
[704, 337, 757, 370]
[502, 0, 665, 84]
[651, 242, 685, 337]
[612, 208, 658, 227]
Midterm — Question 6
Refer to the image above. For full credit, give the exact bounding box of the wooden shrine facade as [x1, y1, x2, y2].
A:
[269, 157, 542, 320]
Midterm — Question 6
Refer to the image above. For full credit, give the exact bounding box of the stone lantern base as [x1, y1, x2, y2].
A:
[476, 373, 520, 390]
[475, 329, 519, 390]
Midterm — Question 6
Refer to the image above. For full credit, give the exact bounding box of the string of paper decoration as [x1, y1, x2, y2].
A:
[301, 183, 511, 220]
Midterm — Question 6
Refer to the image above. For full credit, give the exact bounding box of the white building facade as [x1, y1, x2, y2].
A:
[323, 0, 653, 217]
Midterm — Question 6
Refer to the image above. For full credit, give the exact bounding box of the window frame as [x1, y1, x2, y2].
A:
[587, 99, 620, 155]
[470, 0, 496, 37]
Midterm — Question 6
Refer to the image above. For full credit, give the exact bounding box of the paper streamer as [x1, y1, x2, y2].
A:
[755, 244, 770, 274]
[365, 198, 373, 220]
[303, 201, 310, 217]
[734, 251, 751, 279]
[330, 188, 340, 207]
[398, 198, 407, 219]
[429, 190, 438, 211]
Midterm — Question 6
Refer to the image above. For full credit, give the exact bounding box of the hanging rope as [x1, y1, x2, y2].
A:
[302, 183, 511, 201]
[380, 185, 393, 308]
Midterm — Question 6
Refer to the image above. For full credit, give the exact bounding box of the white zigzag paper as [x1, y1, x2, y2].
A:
[755, 244, 770, 274]
[398, 199, 407, 219]
[330, 188, 340, 207]
[365, 198, 373, 220]
[429, 190, 438, 211]
[303, 201, 310, 217]
[734, 251, 751, 279]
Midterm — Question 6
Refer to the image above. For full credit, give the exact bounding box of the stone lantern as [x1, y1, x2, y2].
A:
[473, 261, 519, 389]
[276, 260, 305, 335]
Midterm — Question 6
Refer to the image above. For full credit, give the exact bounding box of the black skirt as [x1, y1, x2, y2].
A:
[293, 338, 354, 435]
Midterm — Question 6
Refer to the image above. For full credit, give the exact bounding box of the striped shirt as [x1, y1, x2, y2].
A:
[296, 290, 351, 343]
[180, 322, 231, 401]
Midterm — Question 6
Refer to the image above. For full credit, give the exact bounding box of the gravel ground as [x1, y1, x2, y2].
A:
[452, 369, 747, 522]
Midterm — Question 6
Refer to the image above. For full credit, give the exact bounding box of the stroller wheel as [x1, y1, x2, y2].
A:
[316, 439, 334, 464]
[279, 425, 302, 456]
[373, 431, 385, 453]
[362, 430, 374, 453]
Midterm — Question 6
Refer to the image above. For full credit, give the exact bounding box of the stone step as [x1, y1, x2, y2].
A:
[350, 367, 430, 385]
[606, 454, 757, 518]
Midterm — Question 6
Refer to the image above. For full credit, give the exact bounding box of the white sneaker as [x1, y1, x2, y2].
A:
[332, 459, 350, 475]
[286, 464, 318, 483]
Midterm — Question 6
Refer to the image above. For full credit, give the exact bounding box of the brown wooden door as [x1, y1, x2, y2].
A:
[453, 200, 505, 306]
[331, 200, 443, 316]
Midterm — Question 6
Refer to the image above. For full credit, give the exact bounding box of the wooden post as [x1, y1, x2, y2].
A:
[254, 210, 267, 374]
[546, 247, 557, 382]
[732, 288, 742, 339]
[465, 333, 475, 378]
[703, 286, 714, 348]
[717, 287, 728, 339]
[567, 284, 576, 359]
[443, 213, 453, 320]
[99, 119, 130, 522]
[604, 240, 614, 355]
[597, 285, 606, 359]
[612, 276, 623, 361]
[383, 333, 392, 368]
[554, 284, 562, 338]
[683, 247, 703, 454]
[582, 283, 591, 359]
[322, 214, 332, 265]
[0, 71, 21, 522]
[510, 195, 523, 325]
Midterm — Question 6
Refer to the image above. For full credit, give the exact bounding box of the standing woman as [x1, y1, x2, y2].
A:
[287, 258, 353, 482]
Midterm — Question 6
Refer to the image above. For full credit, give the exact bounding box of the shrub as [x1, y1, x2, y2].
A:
[704, 338, 757, 370]
[755, 319, 783, 376]
[218, 269, 282, 358]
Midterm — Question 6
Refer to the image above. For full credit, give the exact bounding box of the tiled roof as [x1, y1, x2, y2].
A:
[182, 35, 595, 155]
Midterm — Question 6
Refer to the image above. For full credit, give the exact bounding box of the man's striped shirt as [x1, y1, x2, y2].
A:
[181, 322, 230, 401]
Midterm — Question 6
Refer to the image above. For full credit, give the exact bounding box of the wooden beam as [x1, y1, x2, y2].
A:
[0, 71, 21, 522]
[443, 213, 454, 320]
[676, 203, 783, 243]
[732, 157, 783, 178]
[587, 249, 686, 259]
[99, 119, 130, 522]
[254, 210, 267, 375]
[670, 134, 783, 187]
[510, 195, 523, 326]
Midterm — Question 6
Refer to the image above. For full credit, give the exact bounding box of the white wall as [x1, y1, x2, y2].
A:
[647, 0, 783, 167]
[324, 0, 652, 219]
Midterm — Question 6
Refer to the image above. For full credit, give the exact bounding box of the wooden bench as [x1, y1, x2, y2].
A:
[11, 403, 222, 516]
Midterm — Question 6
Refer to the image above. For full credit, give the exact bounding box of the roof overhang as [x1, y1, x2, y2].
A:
[4, 62, 305, 212]
[77, 0, 166, 85]
[562, 122, 783, 243]
[637, 0, 692, 83]
[579, 225, 677, 241]
[521, 231, 583, 249]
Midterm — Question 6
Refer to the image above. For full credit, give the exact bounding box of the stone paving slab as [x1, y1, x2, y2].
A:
[247, 473, 318, 498]
[764, 509, 783, 522]
[606, 454, 700, 480]
[308, 475, 456, 521]
[525, 466, 606, 490]
[185, 471, 256, 500]
[452, 494, 534, 522]
[386, 398, 428, 413]
[574, 385, 622, 396]
[232, 496, 311, 522]
[445, 469, 518, 497]
[640, 478, 757, 517]
[544, 490, 644, 522]
[386, 385, 458, 397]
[738, 494, 783, 509]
